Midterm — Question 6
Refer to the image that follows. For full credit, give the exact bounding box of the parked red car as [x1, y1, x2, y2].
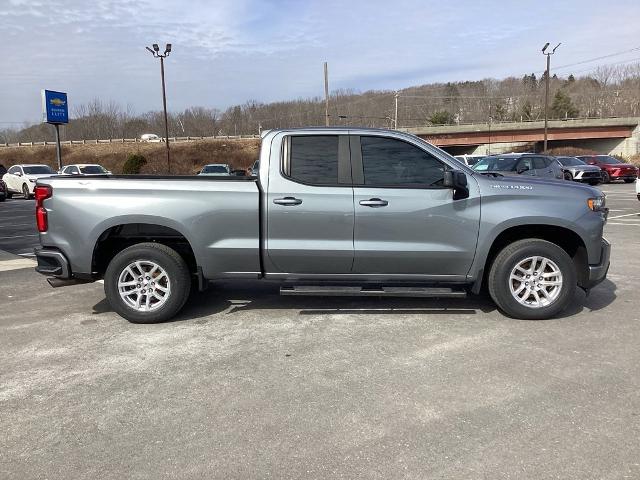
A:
[576, 155, 638, 183]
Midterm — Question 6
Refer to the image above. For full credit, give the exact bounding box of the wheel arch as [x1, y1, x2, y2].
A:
[91, 220, 199, 276]
[472, 223, 588, 294]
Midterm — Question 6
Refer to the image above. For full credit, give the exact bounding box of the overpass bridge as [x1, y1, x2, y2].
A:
[402, 117, 640, 156]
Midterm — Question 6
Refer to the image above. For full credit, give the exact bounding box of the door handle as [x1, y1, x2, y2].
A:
[273, 196, 303, 206]
[359, 198, 388, 207]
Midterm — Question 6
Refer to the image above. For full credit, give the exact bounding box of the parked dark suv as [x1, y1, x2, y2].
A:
[576, 155, 638, 183]
[472, 153, 564, 179]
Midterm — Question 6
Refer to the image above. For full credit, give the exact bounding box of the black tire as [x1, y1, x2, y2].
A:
[563, 171, 573, 181]
[22, 183, 30, 199]
[624, 178, 635, 184]
[104, 242, 191, 323]
[6, 192, 12, 199]
[488, 239, 576, 320]
[601, 171, 611, 184]
[0, 195, 5, 202]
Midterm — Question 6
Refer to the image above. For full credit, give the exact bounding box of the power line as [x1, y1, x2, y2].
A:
[554, 45, 640, 71]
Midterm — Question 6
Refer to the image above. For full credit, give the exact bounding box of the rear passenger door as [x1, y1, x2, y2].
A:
[266, 134, 355, 274]
[350, 135, 480, 277]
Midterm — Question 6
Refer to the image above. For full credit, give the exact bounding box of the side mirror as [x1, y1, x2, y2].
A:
[15, 171, 22, 177]
[443, 170, 469, 200]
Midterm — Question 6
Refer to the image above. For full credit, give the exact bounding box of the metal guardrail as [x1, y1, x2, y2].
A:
[0, 135, 261, 148]
[398, 115, 638, 129]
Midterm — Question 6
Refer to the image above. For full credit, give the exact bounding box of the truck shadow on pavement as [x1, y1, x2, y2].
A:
[91, 278, 618, 323]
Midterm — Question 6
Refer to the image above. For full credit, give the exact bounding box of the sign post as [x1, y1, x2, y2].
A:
[41, 90, 69, 170]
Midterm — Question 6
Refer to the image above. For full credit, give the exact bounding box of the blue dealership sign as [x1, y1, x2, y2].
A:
[41, 89, 69, 124]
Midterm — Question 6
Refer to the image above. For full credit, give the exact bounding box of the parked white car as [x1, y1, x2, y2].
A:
[198, 164, 231, 176]
[2, 164, 56, 199]
[454, 154, 485, 166]
[636, 178, 640, 201]
[140, 133, 161, 142]
[59, 164, 111, 175]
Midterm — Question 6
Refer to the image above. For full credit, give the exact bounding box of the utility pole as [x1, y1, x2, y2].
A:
[324, 62, 330, 126]
[394, 91, 399, 129]
[146, 43, 172, 173]
[541, 42, 560, 152]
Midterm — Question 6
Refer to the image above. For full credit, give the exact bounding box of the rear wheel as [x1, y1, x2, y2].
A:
[563, 171, 573, 181]
[488, 239, 576, 320]
[22, 183, 30, 199]
[104, 242, 191, 323]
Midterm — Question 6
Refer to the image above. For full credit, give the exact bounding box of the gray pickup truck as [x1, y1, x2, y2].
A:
[34, 128, 610, 323]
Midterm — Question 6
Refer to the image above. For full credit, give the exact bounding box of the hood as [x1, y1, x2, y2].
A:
[565, 165, 601, 172]
[473, 171, 601, 196]
[597, 162, 638, 172]
[25, 173, 55, 180]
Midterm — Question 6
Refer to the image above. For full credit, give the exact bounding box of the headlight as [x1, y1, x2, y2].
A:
[587, 196, 606, 211]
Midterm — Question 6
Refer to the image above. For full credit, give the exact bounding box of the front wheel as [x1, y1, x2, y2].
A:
[488, 239, 576, 320]
[22, 183, 31, 199]
[601, 172, 611, 183]
[563, 171, 573, 181]
[104, 242, 192, 323]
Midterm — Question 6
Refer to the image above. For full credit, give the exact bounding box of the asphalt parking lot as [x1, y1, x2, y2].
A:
[0, 196, 39, 256]
[1, 182, 639, 479]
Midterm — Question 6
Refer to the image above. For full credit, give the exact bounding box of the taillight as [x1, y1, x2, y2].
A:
[34, 185, 52, 232]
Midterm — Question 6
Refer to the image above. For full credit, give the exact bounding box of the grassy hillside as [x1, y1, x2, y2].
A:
[0, 139, 261, 175]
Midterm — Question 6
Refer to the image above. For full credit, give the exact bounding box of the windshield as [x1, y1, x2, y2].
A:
[202, 165, 229, 173]
[557, 157, 585, 166]
[80, 165, 108, 174]
[472, 157, 519, 172]
[23, 166, 55, 174]
[598, 156, 622, 164]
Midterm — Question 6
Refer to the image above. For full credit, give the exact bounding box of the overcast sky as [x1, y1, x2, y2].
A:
[2, 0, 640, 125]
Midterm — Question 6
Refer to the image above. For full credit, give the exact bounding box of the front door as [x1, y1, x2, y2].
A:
[266, 134, 355, 274]
[350, 135, 480, 276]
[5, 166, 22, 192]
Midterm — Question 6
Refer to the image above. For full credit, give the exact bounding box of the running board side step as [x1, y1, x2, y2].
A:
[279, 286, 467, 298]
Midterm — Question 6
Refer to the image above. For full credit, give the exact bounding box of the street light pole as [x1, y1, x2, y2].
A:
[541, 42, 560, 153]
[324, 62, 330, 126]
[146, 43, 172, 173]
[394, 91, 399, 129]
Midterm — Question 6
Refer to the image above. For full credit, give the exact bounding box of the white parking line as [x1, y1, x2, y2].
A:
[0, 258, 36, 272]
[608, 212, 640, 219]
[0, 223, 35, 228]
[0, 234, 38, 240]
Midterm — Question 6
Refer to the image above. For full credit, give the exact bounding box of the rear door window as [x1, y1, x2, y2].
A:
[532, 157, 547, 169]
[286, 135, 339, 185]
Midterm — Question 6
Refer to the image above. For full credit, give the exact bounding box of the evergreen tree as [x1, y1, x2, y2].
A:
[550, 91, 579, 119]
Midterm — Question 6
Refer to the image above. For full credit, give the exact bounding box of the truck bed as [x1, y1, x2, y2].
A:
[37, 175, 261, 279]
